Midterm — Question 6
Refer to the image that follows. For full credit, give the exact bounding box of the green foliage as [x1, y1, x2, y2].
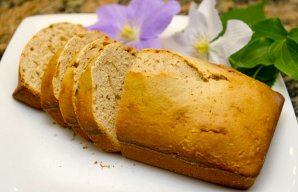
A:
[251, 18, 288, 41]
[220, 0, 267, 31]
[230, 37, 274, 68]
[269, 38, 298, 79]
[223, 0, 298, 86]
[288, 28, 298, 44]
[235, 65, 279, 87]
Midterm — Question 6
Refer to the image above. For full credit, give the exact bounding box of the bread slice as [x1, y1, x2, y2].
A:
[76, 43, 137, 152]
[40, 31, 106, 128]
[59, 37, 114, 140]
[13, 22, 85, 109]
[115, 49, 284, 189]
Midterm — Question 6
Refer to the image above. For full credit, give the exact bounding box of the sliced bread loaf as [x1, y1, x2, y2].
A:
[13, 22, 85, 109]
[115, 49, 284, 189]
[40, 31, 106, 127]
[76, 43, 137, 152]
[59, 37, 114, 140]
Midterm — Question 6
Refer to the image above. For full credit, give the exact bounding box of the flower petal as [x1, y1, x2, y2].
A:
[96, 4, 127, 27]
[86, 21, 120, 39]
[164, 1, 220, 56]
[210, 19, 253, 65]
[86, 4, 127, 38]
[127, 0, 164, 21]
[138, 0, 181, 39]
[161, 35, 195, 56]
[166, 4, 208, 54]
[127, 38, 160, 49]
[85, 21, 101, 31]
[180, 3, 209, 42]
[208, 48, 229, 65]
[197, 0, 222, 41]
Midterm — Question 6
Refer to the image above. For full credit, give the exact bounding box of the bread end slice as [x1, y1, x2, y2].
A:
[13, 22, 85, 109]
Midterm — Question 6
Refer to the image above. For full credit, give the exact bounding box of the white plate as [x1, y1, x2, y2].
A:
[0, 14, 297, 192]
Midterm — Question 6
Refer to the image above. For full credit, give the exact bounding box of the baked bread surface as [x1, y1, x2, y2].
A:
[116, 49, 284, 189]
[40, 31, 105, 128]
[59, 37, 112, 140]
[76, 43, 137, 152]
[13, 22, 85, 109]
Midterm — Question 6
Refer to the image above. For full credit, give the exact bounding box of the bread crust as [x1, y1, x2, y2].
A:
[59, 66, 91, 140]
[13, 81, 41, 109]
[41, 48, 67, 126]
[76, 66, 120, 152]
[116, 49, 285, 189]
[120, 141, 255, 189]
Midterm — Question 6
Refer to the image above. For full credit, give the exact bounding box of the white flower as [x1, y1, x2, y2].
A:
[163, 0, 253, 66]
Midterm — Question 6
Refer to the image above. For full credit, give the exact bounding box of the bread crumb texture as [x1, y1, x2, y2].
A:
[20, 22, 85, 95]
[53, 31, 105, 98]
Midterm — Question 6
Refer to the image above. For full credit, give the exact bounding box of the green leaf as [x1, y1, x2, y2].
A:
[252, 18, 288, 41]
[288, 28, 298, 44]
[236, 65, 279, 87]
[230, 37, 274, 69]
[221, 0, 267, 30]
[269, 38, 298, 80]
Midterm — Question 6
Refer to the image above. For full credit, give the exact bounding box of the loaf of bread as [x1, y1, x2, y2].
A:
[59, 37, 114, 140]
[115, 49, 284, 189]
[13, 22, 285, 189]
[13, 22, 85, 109]
[76, 43, 137, 152]
[40, 31, 106, 128]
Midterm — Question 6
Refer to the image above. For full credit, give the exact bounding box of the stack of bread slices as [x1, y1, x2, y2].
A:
[13, 22, 134, 152]
[13, 22, 285, 189]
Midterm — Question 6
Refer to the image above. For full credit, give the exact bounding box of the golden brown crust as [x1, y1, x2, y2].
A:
[76, 66, 120, 152]
[59, 66, 91, 140]
[120, 142, 255, 189]
[41, 48, 67, 127]
[116, 49, 284, 188]
[12, 81, 42, 110]
[59, 67, 76, 124]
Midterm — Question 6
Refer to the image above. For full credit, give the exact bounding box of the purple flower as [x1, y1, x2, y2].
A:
[86, 0, 181, 49]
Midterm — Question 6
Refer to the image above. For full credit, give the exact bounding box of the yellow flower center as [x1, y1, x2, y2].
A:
[194, 40, 209, 57]
[120, 24, 138, 42]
